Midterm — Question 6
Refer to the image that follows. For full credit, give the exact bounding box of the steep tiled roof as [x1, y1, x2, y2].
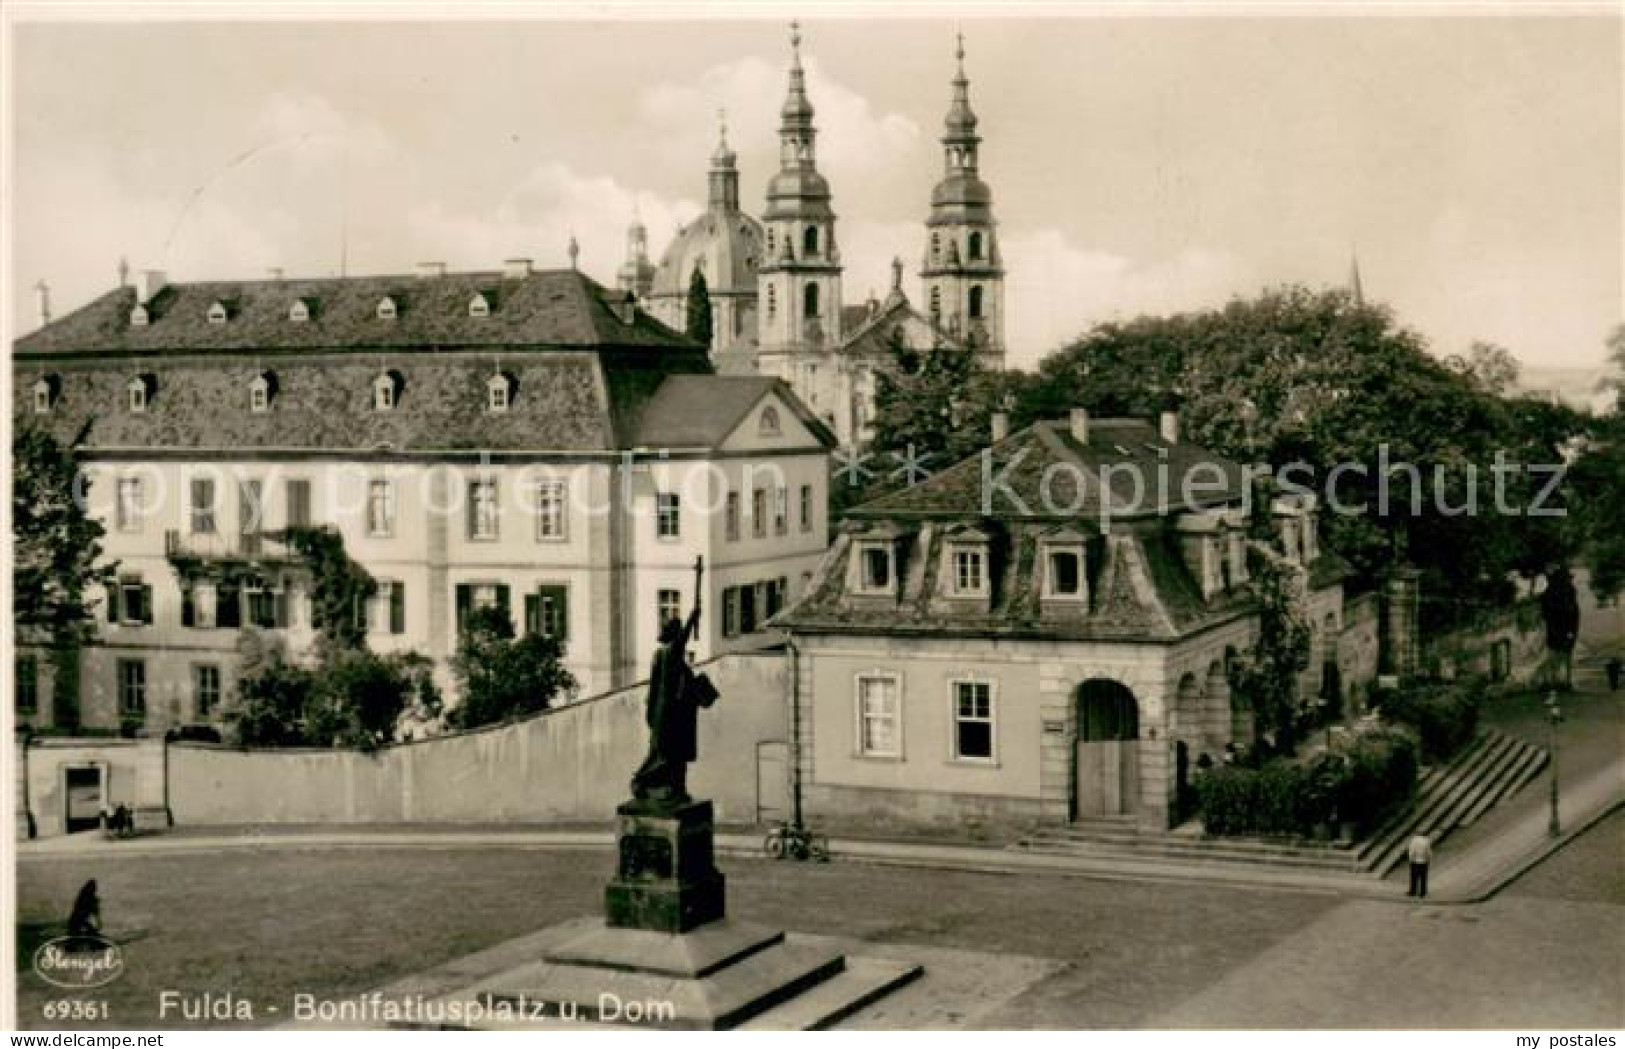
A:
[633, 375, 837, 450]
[775, 517, 1259, 642]
[14, 352, 718, 454]
[774, 415, 1340, 643]
[14, 269, 692, 357]
[11, 269, 740, 454]
[856, 419, 1246, 520]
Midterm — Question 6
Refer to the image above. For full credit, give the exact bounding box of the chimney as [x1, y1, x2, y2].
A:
[503, 258, 533, 279]
[1069, 407, 1090, 444]
[135, 269, 167, 303]
[991, 411, 1009, 443]
[34, 280, 51, 327]
[1159, 409, 1180, 444]
[416, 261, 446, 279]
[615, 291, 637, 325]
[266, 267, 284, 281]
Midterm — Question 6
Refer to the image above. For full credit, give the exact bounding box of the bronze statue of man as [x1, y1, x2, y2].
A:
[630, 559, 719, 806]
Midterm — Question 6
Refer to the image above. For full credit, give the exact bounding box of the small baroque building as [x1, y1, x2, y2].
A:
[13, 264, 834, 735]
[774, 410, 1354, 830]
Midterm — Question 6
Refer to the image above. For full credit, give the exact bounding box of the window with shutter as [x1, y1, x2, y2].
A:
[216, 580, 241, 629]
[390, 582, 406, 634]
[740, 585, 757, 634]
[107, 582, 121, 624]
[455, 584, 473, 635]
[181, 587, 196, 628]
[535, 586, 567, 645]
[286, 479, 312, 528]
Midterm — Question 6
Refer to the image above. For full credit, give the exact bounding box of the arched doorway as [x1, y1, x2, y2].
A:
[1074, 678, 1140, 819]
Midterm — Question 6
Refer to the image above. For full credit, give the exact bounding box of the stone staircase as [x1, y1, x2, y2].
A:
[1008, 729, 1547, 880]
[1009, 815, 1359, 875]
[1355, 728, 1547, 877]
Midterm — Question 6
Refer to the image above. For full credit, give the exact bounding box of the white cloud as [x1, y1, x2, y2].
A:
[405, 162, 697, 277]
[1002, 230, 1252, 367]
[637, 56, 920, 181]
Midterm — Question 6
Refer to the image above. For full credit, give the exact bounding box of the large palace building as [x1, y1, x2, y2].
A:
[13, 264, 834, 733]
[629, 27, 1007, 448]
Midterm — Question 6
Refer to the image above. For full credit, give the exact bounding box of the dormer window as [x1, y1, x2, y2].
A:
[249, 372, 275, 413]
[468, 292, 491, 318]
[860, 544, 894, 593]
[487, 372, 515, 413]
[130, 304, 150, 327]
[32, 376, 57, 413]
[288, 299, 312, 323]
[1048, 551, 1082, 596]
[951, 548, 986, 596]
[759, 406, 781, 437]
[373, 371, 402, 411]
[206, 301, 229, 325]
[376, 296, 398, 320]
[126, 375, 153, 413]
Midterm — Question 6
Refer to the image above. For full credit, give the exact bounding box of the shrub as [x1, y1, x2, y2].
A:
[1333, 726, 1420, 836]
[1375, 677, 1483, 762]
[1196, 726, 1420, 839]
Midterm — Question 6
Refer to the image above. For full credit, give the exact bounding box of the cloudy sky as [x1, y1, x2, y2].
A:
[9, 10, 1621, 370]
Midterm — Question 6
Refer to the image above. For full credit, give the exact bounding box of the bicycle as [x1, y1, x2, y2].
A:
[763, 820, 830, 862]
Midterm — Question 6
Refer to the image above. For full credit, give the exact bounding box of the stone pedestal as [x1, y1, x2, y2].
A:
[429, 794, 922, 1029]
[605, 799, 725, 933]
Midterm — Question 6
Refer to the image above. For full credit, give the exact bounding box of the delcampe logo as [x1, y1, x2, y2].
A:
[33, 935, 126, 990]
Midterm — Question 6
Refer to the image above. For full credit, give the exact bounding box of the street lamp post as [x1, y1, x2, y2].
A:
[1546, 691, 1563, 838]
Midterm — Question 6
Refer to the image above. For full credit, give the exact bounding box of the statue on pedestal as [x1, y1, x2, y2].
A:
[629, 556, 719, 808]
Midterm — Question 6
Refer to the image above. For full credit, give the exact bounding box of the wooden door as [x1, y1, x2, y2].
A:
[1075, 740, 1139, 817]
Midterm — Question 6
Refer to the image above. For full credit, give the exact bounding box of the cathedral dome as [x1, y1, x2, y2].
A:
[648, 210, 765, 303]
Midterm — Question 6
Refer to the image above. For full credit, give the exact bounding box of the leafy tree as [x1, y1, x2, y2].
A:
[685, 268, 713, 347]
[1227, 544, 1313, 754]
[13, 428, 111, 641]
[226, 632, 314, 747]
[1572, 325, 1625, 599]
[1016, 285, 1577, 629]
[305, 646, 441, 751]
[1445, 341, 1521, 397]
[227, 631, 440, 749]
[450, 605, 576, 729]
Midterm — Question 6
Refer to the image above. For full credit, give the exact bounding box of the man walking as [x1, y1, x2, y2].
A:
[1407, 832, 1433, 899]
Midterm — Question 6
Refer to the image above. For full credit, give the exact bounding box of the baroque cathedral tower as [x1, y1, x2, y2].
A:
[755, 22, 844, 395]
[921, 35, 1004, 361]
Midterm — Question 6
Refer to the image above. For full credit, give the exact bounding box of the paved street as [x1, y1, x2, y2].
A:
[17, 808, 1624, 1030]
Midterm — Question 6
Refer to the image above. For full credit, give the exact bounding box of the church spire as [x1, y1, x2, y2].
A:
[708, 107, 740, 212]
[943, 30, 979, 161]
[1349, 250, 1365, 305]
[778, 21, 817, 169]
[922, 31, 1004, 356]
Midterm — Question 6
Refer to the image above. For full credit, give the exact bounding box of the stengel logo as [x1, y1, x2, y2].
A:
[32, 935, 125, 989]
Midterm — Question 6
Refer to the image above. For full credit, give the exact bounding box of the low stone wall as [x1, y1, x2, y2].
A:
[21, 652, 788, 836]
[19, 737, 169, 839]
[1424, 597, 1546, 684]
[1338, 591, 1382, 708]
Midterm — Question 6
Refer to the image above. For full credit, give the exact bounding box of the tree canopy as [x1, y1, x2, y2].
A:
[685, 268, 713, 347]
[450, 605, 577, 729]
[12, 427, 111, 642]
[1010, 285, 1587, 628]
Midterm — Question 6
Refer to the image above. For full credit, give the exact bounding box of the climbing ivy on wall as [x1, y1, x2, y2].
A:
[281, 526, 376, 649]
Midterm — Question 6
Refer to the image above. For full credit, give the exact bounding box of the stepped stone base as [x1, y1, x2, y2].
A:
[392, 794, 922, 1030]
[399, 917, 922, 1031]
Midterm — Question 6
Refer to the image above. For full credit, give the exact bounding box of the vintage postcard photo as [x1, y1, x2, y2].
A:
[4, 1, 1622, 1037]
